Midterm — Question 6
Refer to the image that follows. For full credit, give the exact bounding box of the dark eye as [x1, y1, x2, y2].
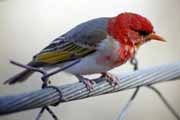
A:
[86, 35, 93, 39]
[139, 31, 149, 36]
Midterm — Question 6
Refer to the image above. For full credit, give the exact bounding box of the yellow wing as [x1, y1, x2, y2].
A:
[35, 43, 95, 64]
[34, 29, 107, 64]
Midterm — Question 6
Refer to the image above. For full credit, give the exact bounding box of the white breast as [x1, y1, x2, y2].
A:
[62, 36, 121, 75]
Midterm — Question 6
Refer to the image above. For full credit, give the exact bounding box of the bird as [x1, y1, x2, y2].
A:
[4, 12, 165, 89]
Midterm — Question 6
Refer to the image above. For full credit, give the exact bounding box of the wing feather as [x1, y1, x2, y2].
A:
[35, 42, 95, 64]
[34, 19, 108, 65]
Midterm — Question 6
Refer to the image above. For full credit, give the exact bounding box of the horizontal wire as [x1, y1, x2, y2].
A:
[0, 62, 180, 115]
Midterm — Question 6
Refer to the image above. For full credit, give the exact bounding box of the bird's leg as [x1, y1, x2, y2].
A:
[101, 72, 119, 87]
[76, 75, 95, 91]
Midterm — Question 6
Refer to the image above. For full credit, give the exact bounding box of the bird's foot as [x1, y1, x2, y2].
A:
[82, 79, 95, 91]
[101, 72, 119, 88]
[76, 75, 95, 92]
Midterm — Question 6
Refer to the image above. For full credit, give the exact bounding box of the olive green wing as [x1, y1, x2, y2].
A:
[34, 30, 107, 64]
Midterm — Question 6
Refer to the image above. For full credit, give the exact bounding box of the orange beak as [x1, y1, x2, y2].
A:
[144, 33, 166, 42]
[136, 33, 166, 48]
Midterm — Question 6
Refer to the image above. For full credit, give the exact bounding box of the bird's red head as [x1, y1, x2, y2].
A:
[108, 12, 165, 47]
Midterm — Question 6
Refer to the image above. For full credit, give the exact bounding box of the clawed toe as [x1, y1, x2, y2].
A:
[76, 75, 95, 92]
[101, 72, 119, 88]
[82, 79, 95, 91]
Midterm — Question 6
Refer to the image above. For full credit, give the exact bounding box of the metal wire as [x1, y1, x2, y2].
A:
[117, 87, 140, 120]
[0, 61, 180, 119]
[117, 57, 140, 120]
[118, 56, 180, 120]
[10, 60, 80, 120]
[147, 85, 180, 120]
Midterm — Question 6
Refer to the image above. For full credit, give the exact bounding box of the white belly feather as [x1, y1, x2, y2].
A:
[62, 36, 121, 75]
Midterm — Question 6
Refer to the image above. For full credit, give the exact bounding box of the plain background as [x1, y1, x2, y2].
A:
[0, 0, 180, 120]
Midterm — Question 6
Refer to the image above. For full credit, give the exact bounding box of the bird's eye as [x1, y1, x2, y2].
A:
[87, 35, 92, 39]
[139, 31, 149, 36]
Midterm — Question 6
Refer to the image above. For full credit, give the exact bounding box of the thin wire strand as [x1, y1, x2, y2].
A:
[36, 60, 80, 120]
[45, 107, 58, 120]
[147, 85, 180, 120]
[117, 56, 140, 120]
[119, 56, 180, 120]
[117, 87, 140, 120]
[35, 107, 46, 120]
[10, 60, 80, 120]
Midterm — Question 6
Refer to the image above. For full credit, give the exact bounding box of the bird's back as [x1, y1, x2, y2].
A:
[64, 17, 108, 41]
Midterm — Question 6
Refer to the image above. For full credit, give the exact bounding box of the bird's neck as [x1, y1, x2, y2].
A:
[118, 43, 136, 64]
[108, 18, 136, 64]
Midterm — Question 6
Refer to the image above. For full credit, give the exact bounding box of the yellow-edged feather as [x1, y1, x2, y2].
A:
[35, 43, 93, 64]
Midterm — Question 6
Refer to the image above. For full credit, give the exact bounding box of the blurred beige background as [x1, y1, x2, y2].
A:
[0, 0, 180, 120]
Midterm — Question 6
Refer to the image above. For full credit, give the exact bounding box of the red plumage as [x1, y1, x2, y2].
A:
[108, 12, 154, 45]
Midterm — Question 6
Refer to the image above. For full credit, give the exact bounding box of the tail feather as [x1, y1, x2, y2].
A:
[4, 61, 44, 85]
[4, 70, 34, 85]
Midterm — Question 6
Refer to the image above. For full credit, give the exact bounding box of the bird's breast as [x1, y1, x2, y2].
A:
[96, 37, 135, 67]
[64, 37, 122, 75]
[95, 36, 122, 67]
